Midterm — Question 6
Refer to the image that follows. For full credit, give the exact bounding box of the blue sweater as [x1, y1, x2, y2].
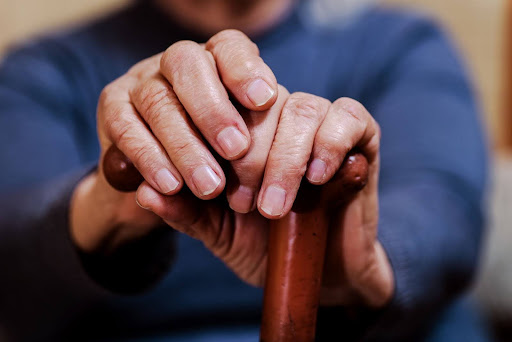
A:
[0, 1, 489, 341]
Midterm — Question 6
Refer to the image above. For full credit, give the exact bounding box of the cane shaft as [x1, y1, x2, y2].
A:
[260, 208, 328, 342]
[103, 144, 369, 342]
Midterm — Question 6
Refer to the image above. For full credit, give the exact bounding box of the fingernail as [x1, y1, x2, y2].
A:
[192, 165, 221, 196]
[229, 185, 255, 213]
[247, 79, 275, 107]
[154, 169, 180, 194]
[260, 185, 286, 217]
[136, 183, 159, 210]
[307, 159, 327, 183]
[217, 126, 249, 159]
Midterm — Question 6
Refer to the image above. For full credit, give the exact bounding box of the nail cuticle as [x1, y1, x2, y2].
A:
[260, 185, 286, 217]
[247, 79, 275, 107]
[192, 165, 221, 196]
[217, 126, 248, 159]
[230, 185, 255, 213]
[155, 168, 180, 194]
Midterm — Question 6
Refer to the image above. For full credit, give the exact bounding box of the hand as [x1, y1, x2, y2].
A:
[70, 29, 278, 253]
[71, 29, 393, 308]
[136, 88, 393, 307]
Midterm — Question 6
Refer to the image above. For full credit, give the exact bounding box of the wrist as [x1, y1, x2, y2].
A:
[70, 169, 160, 254]
[70, 170, 114, 253]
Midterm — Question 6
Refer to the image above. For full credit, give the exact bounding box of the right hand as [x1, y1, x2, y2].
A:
[70, 30, 279, 253]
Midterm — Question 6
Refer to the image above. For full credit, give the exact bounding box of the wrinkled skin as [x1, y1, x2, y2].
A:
[71, 29, 393, 308]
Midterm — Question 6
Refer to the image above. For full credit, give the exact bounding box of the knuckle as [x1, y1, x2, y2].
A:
[317, 142, 352, 170]
[374, 121, 382, 140]
[161, 40, 200, 72]
[280, 159, 307, 180]
[169, 138, 198, 162]
[232, 158, 265, 180]
[366, 130, 381, 154]
[135, 80, 174, 124]
[191, 98, 229, 126]
[128, 55, 161, 79]
[334, 97, 368, 124]
[318, 137, 351, 157]
[102, 105, 130, 138]
[131, 144, 160, 169]
[277, 84, 289, 96]
[270, 146, 308, 177]
[126, 63, 145, 79]
[286, 92, 329, 122]
[109, 117, 133, 144]
[98, 83, 118, 109]
[215, 29, 248, 41]
[238, 57, 261, 77]
[207, 29, 257, 53]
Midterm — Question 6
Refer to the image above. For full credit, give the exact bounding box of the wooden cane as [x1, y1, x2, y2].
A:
[102, 145, 369, 342]
[260, 152, 368, 342]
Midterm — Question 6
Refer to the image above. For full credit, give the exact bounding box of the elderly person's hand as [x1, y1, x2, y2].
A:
[71, 30, 393, 308]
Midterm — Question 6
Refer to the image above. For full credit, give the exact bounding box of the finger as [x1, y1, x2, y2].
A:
[306, 97, 381, 187]
[205, 29, 278, 111]
[130, 75, 225, 199]
[309, 98, 380, 229]
[227, 85, 289, 213]
[137, 181, 269, 287]
[136, 181, 223, 248]
[319, 99, 384, 307]
[98, 80, 183, 195]
[322, 193, 387, 308]
[160, 41, 251, 161]
[136, 181, 203, 240]
[257, 93, 331, 218]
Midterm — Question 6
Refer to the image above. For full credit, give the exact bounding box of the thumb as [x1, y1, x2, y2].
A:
[136, 181, 219, 243]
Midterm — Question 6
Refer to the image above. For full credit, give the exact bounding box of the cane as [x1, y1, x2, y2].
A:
[103, 145, 368, 342]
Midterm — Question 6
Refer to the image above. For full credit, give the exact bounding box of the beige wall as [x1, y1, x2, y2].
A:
[385, 0, 507, 150]
[0, 0, 128, 53]
[0, 0, 507, 149]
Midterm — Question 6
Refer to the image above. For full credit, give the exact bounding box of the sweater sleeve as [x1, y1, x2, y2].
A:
[317, 13, 488, 341]
[0, 43, 174, 342]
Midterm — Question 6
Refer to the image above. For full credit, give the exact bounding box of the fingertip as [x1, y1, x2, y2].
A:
[154, 168, 181, 194]
[306, 158, 328, 185]
[216, 126, 250, 160]
[246, 78, 277, 109]
[136, 182, 161, 211]
[190, 165, 225, 199]
[258, 185, 287, 219]
[228, 185, 256, 214]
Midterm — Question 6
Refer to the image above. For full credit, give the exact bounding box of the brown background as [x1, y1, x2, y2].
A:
[0, 0, 508, 150]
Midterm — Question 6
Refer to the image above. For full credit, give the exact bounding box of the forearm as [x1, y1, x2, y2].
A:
[368, 178, 484, 338]
[0, 167, 107, 341]
[70, 168, 162, 254]
[316, 176, 485, 340]
[0, 168, 176, 340]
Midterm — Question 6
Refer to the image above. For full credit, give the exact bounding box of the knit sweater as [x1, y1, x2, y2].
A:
[0, 1, 489, 341]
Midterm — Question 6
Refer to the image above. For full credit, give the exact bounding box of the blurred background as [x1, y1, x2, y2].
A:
[1, 0, 511, 340]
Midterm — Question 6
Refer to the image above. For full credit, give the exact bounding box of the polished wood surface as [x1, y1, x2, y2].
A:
[260, 152, 368, 342]
[103, 145, 144, 192]
[103, 145, 369, 341]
